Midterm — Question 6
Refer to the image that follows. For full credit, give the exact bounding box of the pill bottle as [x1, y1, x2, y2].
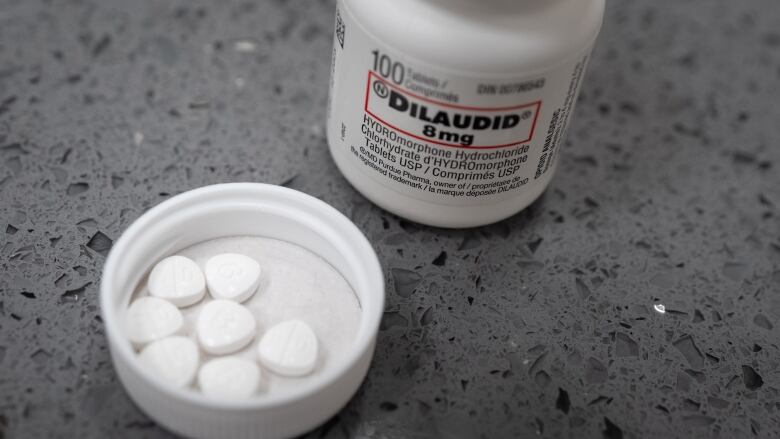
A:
[326, 0, 605, 228]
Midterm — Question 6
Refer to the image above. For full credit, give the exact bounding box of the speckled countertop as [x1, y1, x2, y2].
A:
[1, 0, 779, 438]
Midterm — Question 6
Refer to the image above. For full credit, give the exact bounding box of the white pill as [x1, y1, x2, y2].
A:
[126, 297, 183, 345]
[257, 320, 319, 377]
[205, 253, 262, 302]
[148, 255, 206, 307]
[198, 357, 261, 400]
[197, 300, 257, 355]
[138, 336, 199, 388]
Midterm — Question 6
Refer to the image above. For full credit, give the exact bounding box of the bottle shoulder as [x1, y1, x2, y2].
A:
[340, 0, 605, 75]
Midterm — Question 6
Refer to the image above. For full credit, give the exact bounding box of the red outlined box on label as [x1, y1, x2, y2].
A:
[364, 71, 542, 149]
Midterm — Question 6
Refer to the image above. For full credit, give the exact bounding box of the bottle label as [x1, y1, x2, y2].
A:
[328, 5, 594, 205]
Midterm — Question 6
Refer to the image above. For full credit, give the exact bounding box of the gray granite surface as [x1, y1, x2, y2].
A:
[1, 0, 779, 438]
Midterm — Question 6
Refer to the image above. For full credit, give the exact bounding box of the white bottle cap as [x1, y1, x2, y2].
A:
[100, 183, 384, 439]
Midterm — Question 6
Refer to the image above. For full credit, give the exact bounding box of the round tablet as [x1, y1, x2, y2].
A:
[148, 255, 206, 307]
[198, 357, 261, 400]
[138, 336, 199, 388]
[205, 253, 262, 302]
[196, 300, 257, 355]
[126, 297, 183, 345]
[257, 320, 319, 377]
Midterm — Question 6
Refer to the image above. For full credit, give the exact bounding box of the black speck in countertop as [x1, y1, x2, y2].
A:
[556, 388, 571, 414]
[431, 251, 447, 266]
[603, 418, 623, 439]
[85, 232, 112, 256]
[741, 366, 764, 390]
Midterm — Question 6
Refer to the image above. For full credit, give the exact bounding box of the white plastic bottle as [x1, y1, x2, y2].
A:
[327, 0, 605, 228]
